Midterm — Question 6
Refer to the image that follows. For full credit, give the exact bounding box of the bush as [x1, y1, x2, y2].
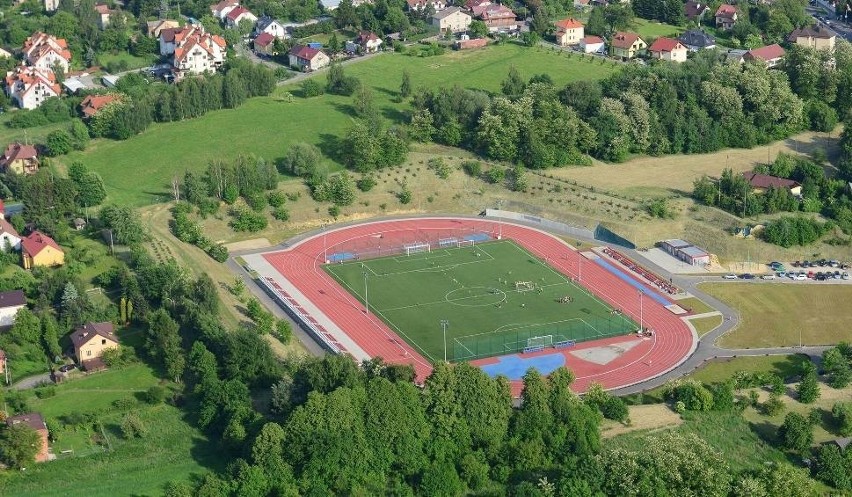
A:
[145, 385, 168, 404]
[398, 186, 412, 204]
[763, 216, 830, 248]
[272, 207, 290, 221]
[267, 191, 286, 207]
[207, 243, 229, 262]
[247, 192, 268, 212]
[328, 205, 340, 218]
[647, 198, 675, 219]
[357, 176, 377, 192]
[301, 79, 325, 97]
[230, 209, 268, 232]
[34, 386, 56, 399]
[762, 393, 785, 416]
[120, 412, 147, 439]
[484, 167, 505, 184]
[428, 158, 452, 179]
[462, 161, 482, 177]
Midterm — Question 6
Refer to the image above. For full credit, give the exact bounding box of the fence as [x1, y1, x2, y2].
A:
[325, 228, 493, 263]
[483, 208, 636, 249]
[451, 314, 636, 362]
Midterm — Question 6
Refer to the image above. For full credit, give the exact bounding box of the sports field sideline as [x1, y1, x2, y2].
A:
[323, 240, 635, 362]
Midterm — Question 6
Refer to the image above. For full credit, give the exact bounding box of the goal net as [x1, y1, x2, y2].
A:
[404, 243, 431, 256]
[457, 239, 475, 248]
[523, 335, 553, 353]
[515, 281, 535, 292]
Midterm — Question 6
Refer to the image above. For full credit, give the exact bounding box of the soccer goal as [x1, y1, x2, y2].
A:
[438, 237, 459, 248]
[515, 281, 535, 292]
[523, 334, 553, 353]
[457, 239, 476, 248]
[404, 243, 431, 256]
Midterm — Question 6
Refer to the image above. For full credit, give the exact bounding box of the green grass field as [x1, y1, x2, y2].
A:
[324, 240, 634, 362]
[632, 18, 686, 40]
[63, 43, 619, 206]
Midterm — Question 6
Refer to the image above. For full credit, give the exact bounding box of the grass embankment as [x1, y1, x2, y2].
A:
[690, 314, 723, 337]
[701, 283, 852, 348]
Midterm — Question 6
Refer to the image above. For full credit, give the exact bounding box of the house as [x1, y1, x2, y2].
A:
[5, 413, 50, 463]
[474, 4, 517, 33]
[354, 31, 383, 52]
[726, 48, 747, 63]
[160, 26, 227, 78]
[715, 4, 737, 30]
[101, 74, 120, 88]
[679, 29, 716, 51]
[648, 37, 688, 63]
[288, 45, 330, 71]
[610, 32, 646, 59]
[660, 239, 711, 266]
[94, 3, 114, 30]
[684, 1, 709, 22]
[146, 19, 180, 38]
[210, 0, 240, 20]
[21, 231, 64, 269]
[21, 32, 72, 73]
[0, 48, 12, 59]
[579, 35, 605, 53]
[787, 25, 836, 51]
[744, 44, 785, 68]
[0, 218, 22, 252]
[225, 6, 258, 29]
[254, 32, 277, 55]
[742, 171, 802, 196]
[406, 0, 446, 12]
[44, 0, 59, 11]
[80, 94, 120, 118]
[432, 7, 473, 34]
[0, 142, 39, 175]
[554, 18, 584, 46]
[71, 321, 119, 370]
[573, 0, 591, 10]
[255, 17, 288, 39]
[0, 290, 26, 328]
[463, 0, 490, 9]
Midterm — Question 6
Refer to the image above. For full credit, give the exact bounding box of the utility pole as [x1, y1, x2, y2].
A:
[441, 319, 449, 362]
[639, 290, 644, 332]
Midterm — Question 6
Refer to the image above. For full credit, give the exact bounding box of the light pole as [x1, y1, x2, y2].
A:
[578, 255, 582, 282]
[639, 290, 644, 332]
[441, 319, 449, 362]
[363, 270, 369, 314]
[322, 223, 328, 263]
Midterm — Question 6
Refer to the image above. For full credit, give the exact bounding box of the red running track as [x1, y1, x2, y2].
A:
[262, 218, 696, 394]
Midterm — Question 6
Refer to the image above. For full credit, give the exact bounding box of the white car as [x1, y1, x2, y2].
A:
[795, 273, 807, 281]
[843, 272, 850, 280]
[761, 274, 776, 280]
[723, 274, 738, 280]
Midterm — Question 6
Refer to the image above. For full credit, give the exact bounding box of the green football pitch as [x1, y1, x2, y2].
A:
[323, 240, 636, 362]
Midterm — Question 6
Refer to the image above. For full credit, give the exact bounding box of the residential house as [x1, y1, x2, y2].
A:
[726, 48, 747, 63]
[21, 231, 64, 269]
[573, 0, 591, 10]
[744, 44, 785, 68]
[610, 32, 646, 59]
[288, 45, 330, 71]
[579, 35, 605, 53]
[80, 94, 120, 118]
[715, 4, 737, 30]
[684, 1, 709, 22]
[463, 0, 490, 9]
[554, 18, 584, 46]
[255, 17, 288, 38]
[406, 0, 446, 12]
[0, 142, 39, 175]
[742, 171, 802, 196]
[254, 32, 277, 55]
[210, 0, 240, 20]
[0, 48, 12, 59]
[679, 29, 716, 51]
[21, 32, 72, 73]
[787, 25, 836, 51]
[648, 37, 688, 63]
[0, 290, 26, 328]
[0, 218, 22, 252]
[354, 31, 383, 52]
[160, 26, 227, 78]
[94, 3, 114, 30]
[146, 19, 180, 38]
[226, 6, 258, 29]
[5, 413, 50, 463]
[320, 0, 341, 10]
[71, 321, 119, 370]
[432, 7, 472, 34]
[44, 0, 59, 11]
[474, 4, 517, 33]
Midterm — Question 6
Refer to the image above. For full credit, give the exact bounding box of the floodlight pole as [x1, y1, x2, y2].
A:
[322, 223, 328, 263]
[639, 290, 644, 332]
[363, 271, 369, 314]
[441, 319, 449, 362]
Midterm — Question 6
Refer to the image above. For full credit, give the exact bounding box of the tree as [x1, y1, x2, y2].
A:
[353, 84, 378, 119]
[0, 424, 42, 469]
[797, 361, 821, 403]
[100, 205, 148, 244]
[778, 412, 814, 453]
[823, 347, 852, 389]
[400, 70, 412, 99]
[145, 309, 186, 382]
[280, 142, 323, 179]
[69, 162, 107, 207]
[41, 314, 61, 361]
[470, 20, 488, 38]
[813, 444, 851, 490]
[832, 402, 852, 436]
[45, 129, 73, 157]
[501, 66, 526, 99]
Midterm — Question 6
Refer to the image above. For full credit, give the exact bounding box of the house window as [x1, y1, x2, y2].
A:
[102, 339, 107, 345]
[86, 350, 92, 356]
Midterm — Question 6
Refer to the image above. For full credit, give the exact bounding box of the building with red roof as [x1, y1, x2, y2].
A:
[80, 94, 121, 118]
[159, 25, 227, 79]
[579, 35, 605, 53]
[288, 45, 330, 72]
[21, 231, 64, 270]
[742, 171, 801, 196]
[0, 142, 39, 175]
[555, 18, 584, 46]
[715, 4, 738, 30]
[254, 32, 277, 55]
[21, 32, 72, 73]
[4, 65, 62, 110]
[6, 413, 51, 462]
[744, 44, 785, 68]
[225, 6, 258, 28]
[611, 32, 646, 59]
[475, 4, 517, 32]
[648, 37, 688, 63]
[210, 0, 240, 19]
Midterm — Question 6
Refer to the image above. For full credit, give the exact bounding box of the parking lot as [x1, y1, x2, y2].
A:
[721, 258, 851, 284]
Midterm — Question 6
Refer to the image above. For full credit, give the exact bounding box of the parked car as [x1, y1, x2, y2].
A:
[795, 273, 807, 280]
[740, 273, 755, 280]
[843, 272, 850, 280]
[777, 271, 787, 278]
[58, 364, 77, 373]
[807, 271, 815, 279]
[723, 273, 738, 280]
[761, 274, 776, 280]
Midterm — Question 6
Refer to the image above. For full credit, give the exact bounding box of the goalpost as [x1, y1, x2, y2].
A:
[404, 243, 431, 256]
[515, 281, 535, 292]
[457, 239, 475, 248]
[523, 335, 553, 353]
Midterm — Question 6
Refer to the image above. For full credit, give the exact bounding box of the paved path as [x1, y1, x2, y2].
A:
[10, 372, 52, 390]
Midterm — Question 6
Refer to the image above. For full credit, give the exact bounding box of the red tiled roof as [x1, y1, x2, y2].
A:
[684, 1, 708, 19]
[210, 0, 238, 12]
[555, 18, 584, 30]
[2, 142, 38, 164]
[94, 3, 111, 14]
[478, 4, 515, 20]
[742, 171, 799, 189]
[715, 4, 736, 18]
[289, 44, 322, 60]
[746, 43, 785, 61]
[254, 32, 275, 47]
[226, 6, 251, 21]
[6, 412, 47, 432]
[649, 37, 684, 53]
[611, 31, 642, 49]
[582, 35, 604, 44]
[464, 0, 489, 8]
[70, 322, 117, 350]
[80, 94, 119, 118]
[357, 31, 380, 43]
[21, 230, 62, 259]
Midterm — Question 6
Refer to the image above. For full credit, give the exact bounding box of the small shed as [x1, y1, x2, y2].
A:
[102, 74, 120, 88]
[660, 239, 710, 266]
[661, 239, 691, 256]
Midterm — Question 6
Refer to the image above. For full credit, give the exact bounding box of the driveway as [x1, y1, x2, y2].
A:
[10, 372, 53, 390]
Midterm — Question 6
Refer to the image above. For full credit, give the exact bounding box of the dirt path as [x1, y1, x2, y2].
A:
[601, 403, 683, 438]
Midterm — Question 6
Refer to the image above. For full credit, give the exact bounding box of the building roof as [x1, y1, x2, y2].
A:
[742, 171, 800, 189]
[21, 32, 72, 64]
[256, 17, 282, 31]
[581, 35, 604, 45]
[555, 18, 584, 30]
[1, 142, 38, 166]
[356, 31, 381, 44]
[0, 217, 19, 240]
[649, 37, 685, 53]
[6, 412, 47, 431]
[70, 321, 117, 350]
[477, 4, 515, 20]
[745, 44, 785, 62]
[715, 4, 736, 18]
[80, 94, 120, 118]
[663, 239, 692, 248]
[679, 29, 715, 48]
[0, 290, 26, 309]
[289, 44, 323, 60]
[680, 245, 709, 258]
[464, 0, 490, 8]
[254, 32, 275, 47]
[94, 3, 111, 14]
[684, 1, 708, 19]
[226, 6, 253, 21]
[21, 230, 62, 259]
[210, 0, 239, 12]
[147, 19, 180, 37]
[831, 438, 852, 450]
[611, 32, 642, 49]
[787, 25, 836, 42]
[433, 6, 467, 19]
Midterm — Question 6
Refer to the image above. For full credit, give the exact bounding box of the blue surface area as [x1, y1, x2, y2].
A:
[593, 258, 670, 306]
[480, 352, 566, 380]
[328, 252, 356, 263]
[465, 233, 492, 243]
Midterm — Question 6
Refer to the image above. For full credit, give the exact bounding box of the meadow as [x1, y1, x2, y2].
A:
[63, 43, 619, 206]
[324, 239, 633, 362]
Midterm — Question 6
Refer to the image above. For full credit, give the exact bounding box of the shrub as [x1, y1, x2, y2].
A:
[398, 186, 412, 204]
[328, 205, 340, 218]
[145, 385, 168, 404]
[272, 207, 290, 221]
[301, 79, 325, 97]
[207, 243, 229, 262]
[357, 176, 377, 192]
[428, 158, 452, 179]
[247, 193, 268, 212]
[462, 161, 482, 177]
[230, 209, 268, 232]
[120, 412, 147, 439]
[267, 191, 286, 207]
[34, 386, 56, 399]
[484, 167, 505, 184]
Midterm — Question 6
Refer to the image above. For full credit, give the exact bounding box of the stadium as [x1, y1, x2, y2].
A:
[245, 216, 696, 394]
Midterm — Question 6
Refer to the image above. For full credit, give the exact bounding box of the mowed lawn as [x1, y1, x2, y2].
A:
[324, 240, 632, 362]
[701, 283, 852, 348]
[64, 44, 619, 206]
[632, 18, 686, 39]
